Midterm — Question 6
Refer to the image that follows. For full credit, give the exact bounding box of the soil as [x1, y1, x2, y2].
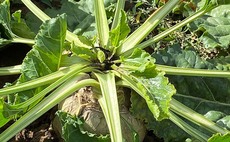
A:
[8, 108, 60, 142]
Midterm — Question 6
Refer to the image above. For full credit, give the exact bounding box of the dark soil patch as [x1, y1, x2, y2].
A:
[0, 43, 31, 87]
[8, 108, 60, 142]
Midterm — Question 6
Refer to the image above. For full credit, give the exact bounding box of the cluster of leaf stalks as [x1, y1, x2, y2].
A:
[0, 0, 230, 141]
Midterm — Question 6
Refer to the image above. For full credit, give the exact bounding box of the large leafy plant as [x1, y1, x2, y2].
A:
[0, 0, 230, 141]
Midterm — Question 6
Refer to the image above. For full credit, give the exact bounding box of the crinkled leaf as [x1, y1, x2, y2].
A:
[175, 50, 207, 69]
[152, 44, 230, 140]
[120, 48, 175, 120]
[121, 48, 158, 78]
[153, 44, 230, 70]
[153, 44, 207, 68]
[208, 133, 230, 142]
[109, 10, 130, 47]
[206, 56, 230, 71]
[57, 111, 110, 142]
[157, 46, 230, 103]
[154, 45, 230, 105]
[190, 5, 230, 49]
[131, 72, 176, 121]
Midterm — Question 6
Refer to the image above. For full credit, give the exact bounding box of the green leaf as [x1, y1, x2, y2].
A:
[206, 56, 230, 71]
[191, 5, 230, 49]
[0, 0, 13, 47]
[133, 72, 176, 121]
[153, 44, 230, 71]
[12, 14, 66, 105]
[11, 10, 35, 39]
[57, 111, 110, 142]
[73, 15, 95, 37]
[97, 50, 106, 63]
[115, 69, 175, 121]
[208, 133, 230, 142]
[48, 0, 94, 31]
[116, 72, 174, 127]
[120, 48, 158, 78]
[0, 1, 35, 47]
[153, 44, 206, 68]
[175, 50, 207, 69]
[0, 14, 68, 125]
[24, 12, 42, 34]
[109, 10, 130, 47]
[71, 45, 97, 61]
[0, 99, 11, 127]
[60, 54, 90, 67]
[25, 0, 95, 36]
[26, 0, 115, 38]
[18, 15, 66, 75]
[0, 0, 11, 31]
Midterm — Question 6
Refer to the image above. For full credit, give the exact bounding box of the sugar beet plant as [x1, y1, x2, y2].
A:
[0, 0, 230, 141]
